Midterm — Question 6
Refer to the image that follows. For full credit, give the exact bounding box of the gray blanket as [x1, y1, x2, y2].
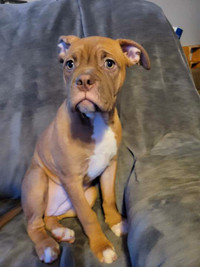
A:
[0, 0, 200, 266]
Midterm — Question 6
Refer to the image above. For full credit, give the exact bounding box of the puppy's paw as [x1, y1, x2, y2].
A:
[36, 237, 60, 263]
[40, 246, 59, 263]
[111, 220, 128, 237]
[102, 248, 117, 264]
[91, 238, 117, 264]
[52, 227, 75, 243]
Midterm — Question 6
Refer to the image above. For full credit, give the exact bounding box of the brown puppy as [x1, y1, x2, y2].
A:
[22, 36, 150, 264]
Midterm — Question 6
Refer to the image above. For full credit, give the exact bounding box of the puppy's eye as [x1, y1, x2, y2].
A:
[105, 59, 115, 69]
[65, 60, 74, 70]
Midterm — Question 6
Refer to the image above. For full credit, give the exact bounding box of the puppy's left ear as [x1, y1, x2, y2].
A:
[117, 39, 151, 70]
[58, 35, 80, 63]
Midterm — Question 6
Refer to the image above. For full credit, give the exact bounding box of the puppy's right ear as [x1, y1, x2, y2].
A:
[58, 35, 80, 63]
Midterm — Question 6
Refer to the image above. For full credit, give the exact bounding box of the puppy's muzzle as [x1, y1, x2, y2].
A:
[75, 73, 100, 114]
[76, 74, 96, 92]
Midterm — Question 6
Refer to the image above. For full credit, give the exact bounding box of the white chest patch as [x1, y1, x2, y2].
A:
[87, 113, 117, 179]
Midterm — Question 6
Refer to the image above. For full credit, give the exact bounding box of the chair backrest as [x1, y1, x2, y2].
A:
[0, 0, 199, 199]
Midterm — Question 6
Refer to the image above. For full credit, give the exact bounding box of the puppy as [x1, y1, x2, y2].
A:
[22, 35, 150, 264]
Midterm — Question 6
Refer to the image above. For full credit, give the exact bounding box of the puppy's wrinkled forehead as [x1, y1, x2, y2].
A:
[66, 37, 125, 65]
[58, 35, 151, 70]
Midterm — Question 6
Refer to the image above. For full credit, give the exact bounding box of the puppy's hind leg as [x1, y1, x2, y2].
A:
[22, 164, 60, 263]
[45, 185, 98, 243]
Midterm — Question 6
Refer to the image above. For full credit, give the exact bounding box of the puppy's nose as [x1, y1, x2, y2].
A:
[76, 74, 96, 91]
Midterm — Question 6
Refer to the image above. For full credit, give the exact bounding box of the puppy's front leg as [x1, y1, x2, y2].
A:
[63, 178, 117, 264]
[100, 159, 128, 237]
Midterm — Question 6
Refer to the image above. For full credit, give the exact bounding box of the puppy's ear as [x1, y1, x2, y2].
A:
[58, 35, 80, 63]
[117, 39, 151, 70]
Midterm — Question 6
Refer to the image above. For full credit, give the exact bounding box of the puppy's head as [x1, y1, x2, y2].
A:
[58, 36, 150, 115]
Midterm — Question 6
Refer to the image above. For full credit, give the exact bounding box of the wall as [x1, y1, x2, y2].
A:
[148, 0, 200, 46]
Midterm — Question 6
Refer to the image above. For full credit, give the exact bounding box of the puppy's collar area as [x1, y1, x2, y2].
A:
[74, 109, 95, 127]
[79, 111, 98, 123]
[85, 112, 96, 119]
[79, 111, 107, 126]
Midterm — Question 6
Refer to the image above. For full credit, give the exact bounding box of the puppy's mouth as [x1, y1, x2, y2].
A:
[75, 99, 101, 115]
